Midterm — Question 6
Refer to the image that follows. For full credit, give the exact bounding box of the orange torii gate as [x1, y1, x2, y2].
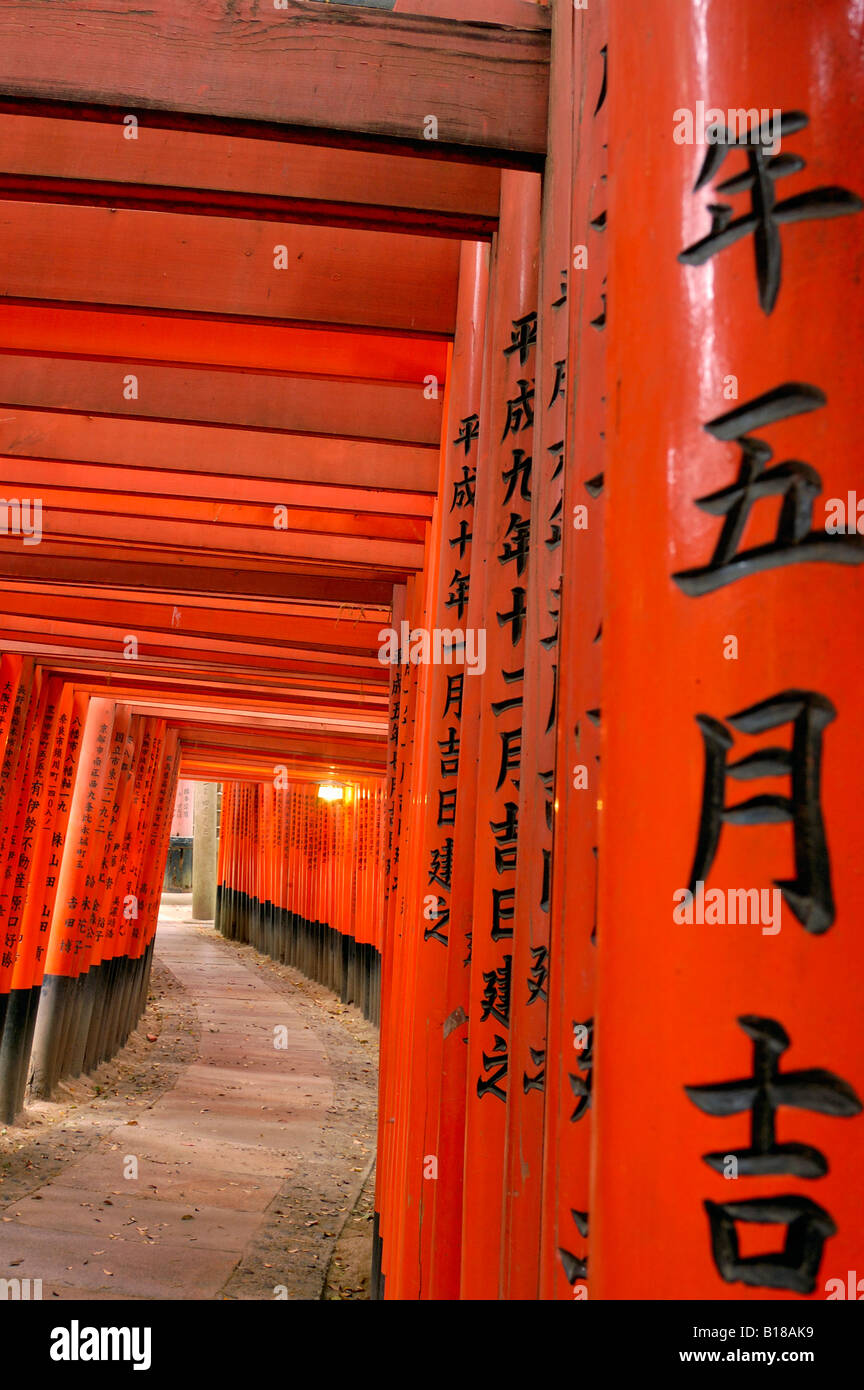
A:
[215, 776, 386, 1023]
[365, 0, 864, 1304]
[0, 0, 859, 1313]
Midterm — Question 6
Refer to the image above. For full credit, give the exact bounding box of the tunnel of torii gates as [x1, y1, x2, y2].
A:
[0, 0, 860, 1304]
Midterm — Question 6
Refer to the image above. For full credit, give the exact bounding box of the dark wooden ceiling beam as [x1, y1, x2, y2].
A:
[0, 0, 549, 161]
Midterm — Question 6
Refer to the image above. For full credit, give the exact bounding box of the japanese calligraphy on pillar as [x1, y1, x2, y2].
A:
[595, 0, 863, 1301]
[422, 399, 479, 950]
[460, 172, 541, 1300]
[674, 92, 863, 1293]
[540, 2, 607, 1301]
[501, 0, 581, 1301]
[475, 318, 536, 1107]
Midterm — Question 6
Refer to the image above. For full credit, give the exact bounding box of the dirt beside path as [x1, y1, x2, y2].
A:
[0, 903, 377, 1301]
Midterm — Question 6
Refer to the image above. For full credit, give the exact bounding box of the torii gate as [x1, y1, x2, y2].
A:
[0, 0, 860, 1306]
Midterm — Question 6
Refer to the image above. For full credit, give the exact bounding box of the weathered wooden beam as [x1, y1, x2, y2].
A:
[0, 0, 549, 161]
[393, 1, 549, 28]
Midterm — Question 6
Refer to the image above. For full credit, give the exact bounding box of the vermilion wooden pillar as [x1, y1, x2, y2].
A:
[428, 354, 489, 1296]
[414, 242, 488, 1299]
[86, 713, 139, 1070]
[503, 0, 573, 1299]
[376, 582, 407, 1296]
[379, 566, 432, 1296]
[120, 720, 164, 958]
[66, 705, 132, 1078]
[380, 245, 492, 1300]
[13, 681, 77, 1005]
[0, 674, 64, 1117]
[0, 655, 25, 789]
[133, 727, 178, 975]
[539, 0, 608, 1300]
[0, 655, 30, 1047]
[461, 169, 541, 1300]
[386, 543, 439, 1295]
[29, 696, 117, 1094]
[111, 716, 158, 1050]
[0, 668, 49, 994]
[0, 663, 43, 960]
[595, 0, 864, 1298]
[225, 781, 239, 938]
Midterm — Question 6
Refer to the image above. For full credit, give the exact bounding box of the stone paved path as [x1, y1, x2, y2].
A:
[0, 916, 349, 1300]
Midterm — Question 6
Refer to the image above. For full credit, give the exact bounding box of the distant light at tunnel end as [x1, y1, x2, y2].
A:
[317, 783, 345, 803]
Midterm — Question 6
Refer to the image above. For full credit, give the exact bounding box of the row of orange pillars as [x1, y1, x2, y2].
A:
[214, 780, 385, 1027]
[0, 654, 388, 1129]
[2, 0, 862, 1304]
[333, 0, 862, 1302]
[0, 664, 180, 1122]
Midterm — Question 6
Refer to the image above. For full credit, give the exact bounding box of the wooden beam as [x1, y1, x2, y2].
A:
[8, 482, 424, 544]
[0, 410, 438, 493]
[0, 547, 397, 605]
[0, 115, 500, 238]
[45, 666, 391, 710]
[394, 2, 549, 28]
[173, 724, 384, 760]
[0, 0, 549, 160]
[0, 305, 450, 382]
[0, 608, 386, 670]
[1, 458, 434, 521]
[0, 202, 460, 334]
[0, 588, 390, 637]
[180, 753, 386, 778]
[5, 507, 423, 569]
[0, 622, 384, 682]
[0, 589, 391, 653]
[0, 353, 443, 445]
[126, 703, 386, 738]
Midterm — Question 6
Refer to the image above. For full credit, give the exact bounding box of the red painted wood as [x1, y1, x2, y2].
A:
[595, 0, 864, 1300]
[539, 0, 607, 1302]
[0, 304, 448, 383]
[460, 170, 541, 1299]
[414, 243, 488, 1298]
[0, 202, 460, 334]
[502, 0, 573, 1297]
[0, 111, 500, 238]
[0, 409, 438, 494]
[0, 354, 443, 445]
[0, 0, 549, 157]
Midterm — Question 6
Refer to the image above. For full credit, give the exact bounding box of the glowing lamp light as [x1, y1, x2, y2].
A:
[317, 783, 344, 803]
